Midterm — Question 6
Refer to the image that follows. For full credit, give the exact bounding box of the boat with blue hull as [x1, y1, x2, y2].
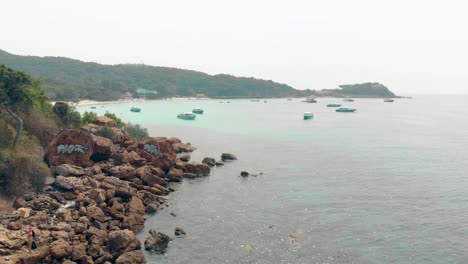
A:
[192, 108, 204, 114]
[130, 107, 141, 112]
[303, 112, 314, 120]
[178, 112, 196, 120]
[336, 108, 357, 113]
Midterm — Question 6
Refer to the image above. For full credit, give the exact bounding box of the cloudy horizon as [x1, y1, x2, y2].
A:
[1, 0, 468, 95]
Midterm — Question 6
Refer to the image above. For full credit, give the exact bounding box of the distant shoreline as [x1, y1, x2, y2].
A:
[52, 95, 408, 107]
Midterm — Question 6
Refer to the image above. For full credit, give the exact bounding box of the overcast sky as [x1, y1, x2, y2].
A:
[1, 0, 467, 94]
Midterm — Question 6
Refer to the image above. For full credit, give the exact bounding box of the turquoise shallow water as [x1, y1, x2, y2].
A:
[78, 96, 468, 264]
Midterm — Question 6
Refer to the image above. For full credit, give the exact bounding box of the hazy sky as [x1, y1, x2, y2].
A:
[1, 0, 468, 94]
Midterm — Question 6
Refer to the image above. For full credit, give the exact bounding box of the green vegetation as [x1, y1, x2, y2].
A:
[0, 49, 311, 101]
[317, 82, 397, 98]
[0, 65, 58, 196]
[81, 111, 98, 125]
[124, 122, 148, 140]
[104, 111, 125, 128]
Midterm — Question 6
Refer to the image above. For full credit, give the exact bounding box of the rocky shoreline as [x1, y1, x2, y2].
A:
[0, 115, 230, 264]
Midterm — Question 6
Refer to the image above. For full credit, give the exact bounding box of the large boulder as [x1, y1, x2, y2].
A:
[202, 157, 216, 167]
[184, 162, 210, 177]
[46, 129, 94, 167]
[172, 143, 195, 153]
[116, 250, 146, 264]
[115, 150, 147, 167]
[221, 153, 237, 161]
[144, 230, 172, 254]
[50, 239, 72, 259]
[53, 102, 68, 119]
[108, 229, 141, 253]
[55, 176, 86, 191]
[53, 164, 85, 176]
[107, 164, 137, 180]
[90, 134, 114, 161]
[92, 116, 117, 127]
[138, 137, 176, 171]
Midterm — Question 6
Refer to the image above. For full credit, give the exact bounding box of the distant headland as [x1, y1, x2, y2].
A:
[0, 49, 398, 101]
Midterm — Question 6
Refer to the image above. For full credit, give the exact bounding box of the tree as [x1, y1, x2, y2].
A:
[0, 65, 32, 147]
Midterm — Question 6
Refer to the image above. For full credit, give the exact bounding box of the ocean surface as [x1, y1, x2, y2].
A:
[77, 95, 468, 264]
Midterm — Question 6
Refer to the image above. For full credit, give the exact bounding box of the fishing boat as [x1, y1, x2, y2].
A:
[192, 108, 204, 114]
[305, 96, 317, 103]
[336, 107, 357, 113]
[384, 98, 394, 102]
[343, 96, 354, 102]
[130, 107, 141, 112]
[327, 104, 342, 107]
[177, 112, 196, 120]
[303, 112, 314, 120]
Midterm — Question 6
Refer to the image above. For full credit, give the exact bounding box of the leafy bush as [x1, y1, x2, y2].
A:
[124, 122, 148, 140]
[104, 111, 125, 128]
[81, 111, 97, 125]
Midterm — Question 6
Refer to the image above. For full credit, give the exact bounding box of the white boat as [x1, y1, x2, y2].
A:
[177, 112, 196, 120]
[305, 96, 317, 103]
[384, 98, 394, 102]
[343, 96, 354, 102]
[303, 112, 314, 120]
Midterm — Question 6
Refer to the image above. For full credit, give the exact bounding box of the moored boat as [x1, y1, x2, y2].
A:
[303, 112, 314, 120]
[343, 97, 354, 102]
[90, 106, 96, 109]
[384, 98, 394, 102]
[305, 96, 317, 103]
[327, 104, 342, 107]
[177, 112, 196, 120]
[130, 106, 141, 112]
[336, 107, 357, 113]
[192, 108, 204, 114]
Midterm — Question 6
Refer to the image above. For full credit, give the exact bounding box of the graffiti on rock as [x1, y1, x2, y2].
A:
[57, 144, 88, 155]
[144, 144, 160, 156]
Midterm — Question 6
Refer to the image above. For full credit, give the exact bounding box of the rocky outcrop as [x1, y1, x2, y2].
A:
[108, 229, 141, 253]
[138, 137, 176, 171]
[45, 129, 94, 166]
[173, 142, 195, 153]
[144, 230, 172, 254]
[202, 157, 216, 167]
[184, 162, 210, 177]
[116, 250, 145, 264]
[179, 154, 190, 162]
[92, 116, 117, 127]
[0, 120, 227, 263]
[221, 153, 237, 161]
[175, 227, 187, 237]
[90, 134, 115, 161]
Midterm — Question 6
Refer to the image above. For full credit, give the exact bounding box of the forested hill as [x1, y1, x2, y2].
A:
[0, 49, 309, 101]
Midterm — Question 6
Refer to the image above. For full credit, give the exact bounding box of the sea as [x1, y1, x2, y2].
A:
[77, 95, 468, 264]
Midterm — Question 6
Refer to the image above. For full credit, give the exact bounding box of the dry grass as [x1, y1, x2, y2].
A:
[0, 194, 14, 214]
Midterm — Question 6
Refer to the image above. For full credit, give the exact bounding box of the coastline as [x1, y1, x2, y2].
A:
[0, 115, 214, 263]
[55, 95, 409, 107]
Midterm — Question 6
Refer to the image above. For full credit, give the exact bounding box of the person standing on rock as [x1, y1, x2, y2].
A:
[27, 226, 33, 253]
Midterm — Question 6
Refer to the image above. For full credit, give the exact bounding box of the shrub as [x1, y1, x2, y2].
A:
[22, 111, 60, 147]
[104, 111, 125, 128]
[124, 122, 148, 140]
[0, 119, 14, 148]
[81, 111, 97, 125]
[0, 144, 51, 196]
